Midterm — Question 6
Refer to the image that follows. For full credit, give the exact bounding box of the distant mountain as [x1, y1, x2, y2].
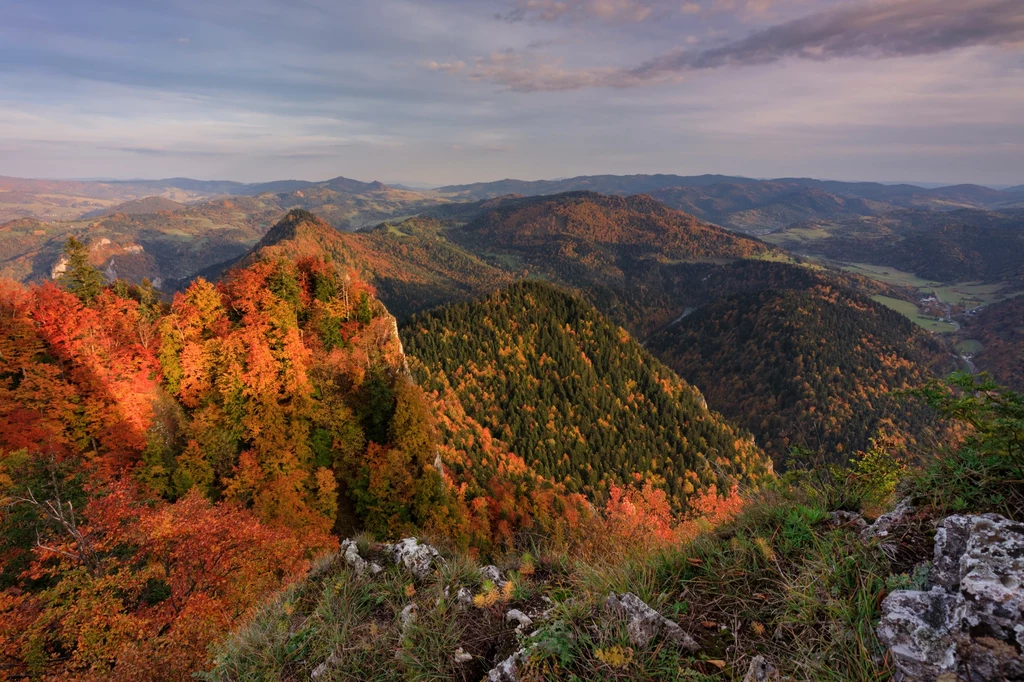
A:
[436, 174, 758, 200]
[231, 206, 941, 471]
[403, 280, 771, 503]
[646, 286, 954, 463]
[0, 174, 441, 226]
[83, 195, 187, 218]
[647, 182, 887, 234]
[764, 208, 1024, 284]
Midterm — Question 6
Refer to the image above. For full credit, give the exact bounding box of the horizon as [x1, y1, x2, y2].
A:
[7, 171, 1022, 192]
[1, 0, 1022, 185]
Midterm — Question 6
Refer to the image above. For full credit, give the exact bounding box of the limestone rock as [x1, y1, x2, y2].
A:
[453, 647, 473, 664]
[962, 637, 1024, 680]
[481, 565, 507, 587]
[877, 587, 963, 681]
[742, 655, 778, 682]
[957, 515, 1024, 647]
[506, 609, 533, 635]
[932, 515, 974, 592]
[310, 648, 343, 680]
[878, 513, 1024, 681]
[399, 603, 418, 635]
[829, 510, 868, 531]
[385, 538, 440, 579]
[338, 539, 383, 577]
[486, 649, 529, 682]
[341, 539, 367, 575]
[603, 592, 700, 652]
[862, 497, 916, 541]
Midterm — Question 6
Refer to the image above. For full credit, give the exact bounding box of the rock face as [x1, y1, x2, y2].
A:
[877, 513, 1024, 681]
[877, 588, 964, 680]
[955, 515, 1024, 648]
[604, 592, 700, 652]
[384, 538, 440, 579]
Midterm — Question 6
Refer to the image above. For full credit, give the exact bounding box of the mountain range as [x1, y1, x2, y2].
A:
[4, 173, 1023, 236]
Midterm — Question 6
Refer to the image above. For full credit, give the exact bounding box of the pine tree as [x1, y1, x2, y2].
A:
[58, 237, 106, 303]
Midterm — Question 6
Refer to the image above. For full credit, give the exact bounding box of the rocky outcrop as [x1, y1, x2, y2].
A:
[862, 497, 916, 542]
[340, 539, 383, 576]
[384, 537, 441, 579]
[878, 588, 964, 680]
[604, 592, 700, 652]
[877, 513, 1024, 681]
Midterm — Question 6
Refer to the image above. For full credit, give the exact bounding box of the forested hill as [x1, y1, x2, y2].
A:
[451, 191, 768, 260]
[966, 296, 1024, 391]
[402, 281, 772, 507]
[234, 209, 512, 318]
[647, 286, 954, 463]
[437, 192, 778, 335]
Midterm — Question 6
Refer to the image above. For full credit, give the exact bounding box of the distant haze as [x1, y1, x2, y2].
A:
[1, 0, 1021, 185]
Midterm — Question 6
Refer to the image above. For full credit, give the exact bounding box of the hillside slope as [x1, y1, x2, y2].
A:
[238, 209, 512, 318]
[965, 296, 1024, 391]
[647, 286, 954, 462]
[403, 281, 771, 505]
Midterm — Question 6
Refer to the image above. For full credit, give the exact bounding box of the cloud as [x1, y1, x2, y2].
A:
[445, 0, 1024, 90]
[633, 0, 1024, 77]
[109, 146, 224, 157]
[425, 50, 636, 91]
[502, 0, 805, 23]
[504, 0, 662, 23]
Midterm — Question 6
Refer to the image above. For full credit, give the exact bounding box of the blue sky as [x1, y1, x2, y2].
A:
[1, 0, 1022, 185]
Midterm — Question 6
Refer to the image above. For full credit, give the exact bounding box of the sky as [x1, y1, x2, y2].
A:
[0, 0, 1022, 186]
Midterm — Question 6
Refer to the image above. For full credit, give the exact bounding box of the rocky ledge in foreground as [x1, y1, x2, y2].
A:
[877, 513, 1024, 681]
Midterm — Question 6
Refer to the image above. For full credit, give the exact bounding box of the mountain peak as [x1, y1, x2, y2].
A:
[253, 208, 333, 249]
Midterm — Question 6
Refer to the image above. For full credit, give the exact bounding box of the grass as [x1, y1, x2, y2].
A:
[954, 339, 984, 355]
[929, 282, 1017, 309]
[749, 251, 798, 264]
[761, 226, 833, 245]
[870, 295, 959, 333]
[839, 263, 940, 289]
[203, 481, 905, 682]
